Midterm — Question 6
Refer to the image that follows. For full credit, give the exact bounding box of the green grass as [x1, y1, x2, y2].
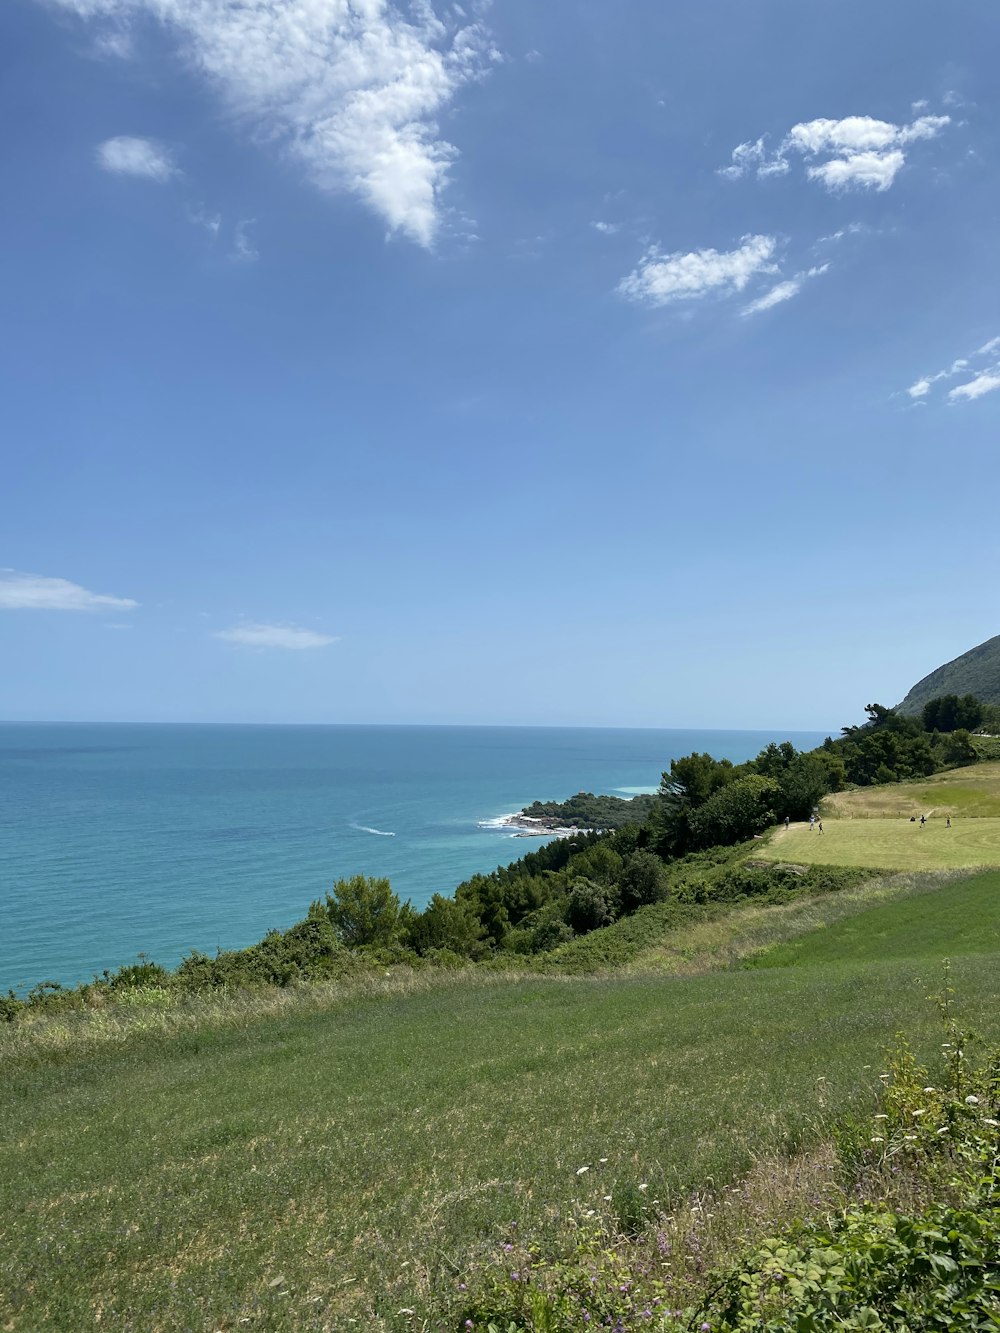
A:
[4, 876, 1000, 1332]
[822, 760, 1000, 819]
[757, 816, 1000, 870]
[5, 863, 1000, 1331]
[750, 868, 1000, 969]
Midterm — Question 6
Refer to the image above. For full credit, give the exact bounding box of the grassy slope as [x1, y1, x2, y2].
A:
[822, 760, 1000, 819]
[750, 867, 1000, 969]
[3, 872, 1000, 1331]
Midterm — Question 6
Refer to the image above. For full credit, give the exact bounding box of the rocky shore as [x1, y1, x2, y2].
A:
[486, 812, 590, 839]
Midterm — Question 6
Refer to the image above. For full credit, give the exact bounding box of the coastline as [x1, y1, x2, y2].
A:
[478, 811, 593, 839]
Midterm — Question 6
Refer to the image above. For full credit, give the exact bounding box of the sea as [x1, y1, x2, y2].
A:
[0, 722, 829, 991]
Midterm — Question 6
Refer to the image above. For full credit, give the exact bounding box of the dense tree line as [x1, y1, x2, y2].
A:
[517, 791, 657, 830]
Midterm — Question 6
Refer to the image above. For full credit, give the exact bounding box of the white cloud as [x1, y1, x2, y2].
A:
[722, 112, 950, 192]
[618, 234, 778, 307]
[96, 135, 177, 181]
[0, 571, 138, 612]
[591, 220, 619, 235]
[904, 337, 1000, 403]
[807, 149, 905, 192]
[57, 0, 498, 246]
[214, 622, 338, 650]
[188, 205, 222, 236]
[231, 219, 258, 262]
[740, 263, 828, 317]
[741, 279, 801, 316]
[949, 369, 1000, 403]
[94, 28, 133, 57]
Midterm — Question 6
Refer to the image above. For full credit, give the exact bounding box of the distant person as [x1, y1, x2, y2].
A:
[920, 814, 926, 828]
[784, 815, 790, 830]
[946, 816, 952, 828]
[817, 820, 824, 834]
[910, 816, 916, 822]
[809, 814, 815, 832]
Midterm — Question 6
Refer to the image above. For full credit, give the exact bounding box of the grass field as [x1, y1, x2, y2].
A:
[757, 815, 1000, 870]
[3, 871, 1000, 1331]
[750, 868, 1000, 969]
[752, 762, 1000, 871]
[822, 760, 1000, 819]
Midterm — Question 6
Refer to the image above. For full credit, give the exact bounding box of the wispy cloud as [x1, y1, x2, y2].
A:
[96, 135, 177, 181]
[948, 369, 1000, 403]
[231, 219, 258, 263]
[721, 112, 950, 192]
[58, 0, 499, 246]
[188, 205, 222, 237]
[740, 264, 828, 317]
[591, 220, 619, 236]
[618, 234, 778, 307]
[214, 622, 338, 650]
[905, 335, 1000, 404]
[0, 571, 138, 612]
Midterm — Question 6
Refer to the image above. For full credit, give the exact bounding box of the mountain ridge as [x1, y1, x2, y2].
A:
[897, 632, 1000, 714]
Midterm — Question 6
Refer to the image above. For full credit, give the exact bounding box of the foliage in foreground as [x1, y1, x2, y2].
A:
[461, 984, 1000, 1332]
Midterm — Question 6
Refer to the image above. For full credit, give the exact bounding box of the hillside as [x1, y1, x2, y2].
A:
[897, 631, 1000, 714]
[4, 866, 1000, 1331]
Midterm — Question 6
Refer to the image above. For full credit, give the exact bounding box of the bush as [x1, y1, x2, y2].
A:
[322, 875, 405, 949]
[619, 851, 668, 913]
[566, 877, 618, 934]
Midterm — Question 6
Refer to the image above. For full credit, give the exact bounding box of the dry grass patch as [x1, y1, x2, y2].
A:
[822, 760, 1000, 820]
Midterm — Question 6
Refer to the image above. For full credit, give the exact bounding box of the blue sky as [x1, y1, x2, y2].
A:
[2, 0, 998, 730]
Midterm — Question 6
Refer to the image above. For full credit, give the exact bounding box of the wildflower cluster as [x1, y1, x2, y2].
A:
[458, 1214, 694, 1332]
[455, 976, 1000, 1333]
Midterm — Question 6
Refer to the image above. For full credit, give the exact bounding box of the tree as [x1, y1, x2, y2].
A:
[323, 875, 405, 950]
[618, 851, 668, 913]
[689, 774, 781, 849]
[937, 728, 978, 768]
[405, 894, 488, 959]
[566, 877, 618, 933]
[777, 755, 833, 820]
[649, 752, 739, 858]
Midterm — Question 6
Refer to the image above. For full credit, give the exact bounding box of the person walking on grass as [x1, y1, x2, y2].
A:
[946, 816, 952, 828]
[809, 814, 815, 832]
[784, 815, 790, 831]
[920, 814, 927, 828]
[817, 820, 824, 834]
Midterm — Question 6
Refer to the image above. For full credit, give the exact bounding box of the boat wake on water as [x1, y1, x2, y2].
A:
[350, 823, 396, 837]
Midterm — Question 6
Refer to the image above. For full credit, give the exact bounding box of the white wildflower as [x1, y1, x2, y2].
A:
[576, 1166, 590, 1174]
[965, 1095, 980, 1105]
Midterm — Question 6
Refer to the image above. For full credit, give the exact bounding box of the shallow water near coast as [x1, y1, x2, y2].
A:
[0, 722, 826, 989]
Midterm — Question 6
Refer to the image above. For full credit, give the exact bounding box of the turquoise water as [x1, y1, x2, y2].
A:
[0, 723, 827, 990]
